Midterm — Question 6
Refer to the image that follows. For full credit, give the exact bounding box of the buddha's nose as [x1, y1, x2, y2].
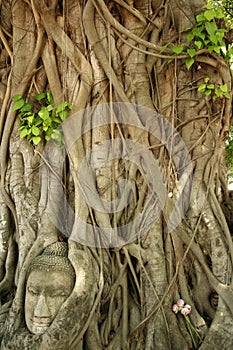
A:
[34, 294, 51, 319]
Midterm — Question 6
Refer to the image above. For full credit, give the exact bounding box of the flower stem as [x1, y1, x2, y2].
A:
[184, 315, 202, 348]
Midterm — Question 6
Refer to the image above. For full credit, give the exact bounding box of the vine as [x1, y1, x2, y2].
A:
[12, 92, 72, 146]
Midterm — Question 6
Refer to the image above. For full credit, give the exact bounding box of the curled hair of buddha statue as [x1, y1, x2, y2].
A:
[27, 242, 75, 279]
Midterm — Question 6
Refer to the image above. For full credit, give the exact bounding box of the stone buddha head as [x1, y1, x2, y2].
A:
[25, 242, 75, 335]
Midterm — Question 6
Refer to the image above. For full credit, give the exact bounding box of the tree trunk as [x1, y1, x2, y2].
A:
[0, 0, 232, 349]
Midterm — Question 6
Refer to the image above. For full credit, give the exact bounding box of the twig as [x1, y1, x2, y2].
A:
[0, 26, 13, 64]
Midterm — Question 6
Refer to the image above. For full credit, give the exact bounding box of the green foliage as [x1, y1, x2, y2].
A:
[208, 0, 233, 28]
[172, 44, 184, 55]
[12, 92, 72, 146]
[171, 5, 233, 70]
[197, 77, 231, 99]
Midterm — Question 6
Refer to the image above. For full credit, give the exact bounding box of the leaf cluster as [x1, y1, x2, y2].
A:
[12, 92, 72, 146]
[171, 5, 233, 70]
[208, 0, 233, 28]
[197, 77, 230, 99]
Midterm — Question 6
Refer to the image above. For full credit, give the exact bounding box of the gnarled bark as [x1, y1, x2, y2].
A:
[0, 0, 232, 349]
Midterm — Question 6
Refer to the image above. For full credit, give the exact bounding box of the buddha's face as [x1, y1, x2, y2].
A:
[25, 269, 73, 335]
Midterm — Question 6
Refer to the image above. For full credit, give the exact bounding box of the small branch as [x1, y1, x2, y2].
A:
[93, 0, 170, 54]
[83, 0, 129, 103]
[0, 26, 13, 64]
[113, 0, 147, 24]
[34, 150, 66, 191]
[0, 20, 45, 234]
[41, 38, 63, 104]
[114, 28, 208, 60]
[35, 0, 93, 111]
[0, 70, 12, 143]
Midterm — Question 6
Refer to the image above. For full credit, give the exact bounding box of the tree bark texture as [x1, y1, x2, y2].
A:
[0, 0, 232, 349]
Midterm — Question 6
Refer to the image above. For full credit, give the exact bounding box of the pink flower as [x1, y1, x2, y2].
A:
[172, 304, 179, 313]
[177, 299, 185, 307]
[181, 304, 192, 315]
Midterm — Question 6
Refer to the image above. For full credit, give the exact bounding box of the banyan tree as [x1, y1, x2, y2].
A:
[0, 0, 232, 349]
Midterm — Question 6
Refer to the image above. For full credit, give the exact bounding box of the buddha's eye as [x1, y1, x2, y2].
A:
[28, 287, 39, 296]
[50, 291, 68, 298]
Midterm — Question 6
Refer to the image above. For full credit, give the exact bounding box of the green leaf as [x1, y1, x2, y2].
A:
[196, 13, 206, 22]
[185, 58, 195, 70]
[45, 134, 51, 141]
[204, 39, 210, 46]
[45, 127, 54, 141]
[205, 89, 212, 96]
[54, 117, 62, 123]
[27, 115, 34, 124]
[20, 128, 29, 138]
[204, 77, 210, 83]
[187, 49, 196, 58]
[32, 125, 40, 136]
[198, 32, 205, 41]
[51, 109, 56, 118]
[220, 84, 228, 93]
[203, 3, 212, 10]
[20, 103, 32, 113]
[35, 118, 42, 126]
[194, 41, 203, 50]
[208, 45, 215, 53]
[160, 43, 169, 53]
[224, 92, 231, 99]
[38, 109, 50, 120]
[59, 109, 68, 121]
[198, 84, 206, 92]
[215, 30, 226, 44]
[51, 130, 61, 141]
[192, 26, 204, 37]
[13, 99, 25, 111]
[19, 115, 26, 122]
[31, 136, 41, 145]
[214, 89, 222, 98]
[215, 8, 224, 19]
[172, 44, 184, 55]
[66, 102, 72, 110]
[187, 33, 194, 44]
[45, 104, 53, 112]
[209, 34, 218, 45]
[56, 103, 66, 113]
[204, 9, 216, 21]
[42, 118, 52, 128]
[46, 91, 53, 104]
[205, 22, 217, 36]
[228, 46, 233, 54]
[36, 92, 46, 101]
[213, 46, 221, 54]
[12, 94, 22, 101]
[207, 84, 215, 89]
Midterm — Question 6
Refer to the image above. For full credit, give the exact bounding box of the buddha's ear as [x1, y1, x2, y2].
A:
[68, 240, 98, 297]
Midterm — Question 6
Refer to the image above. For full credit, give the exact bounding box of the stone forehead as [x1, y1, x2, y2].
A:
[27, 242, 75, 279]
